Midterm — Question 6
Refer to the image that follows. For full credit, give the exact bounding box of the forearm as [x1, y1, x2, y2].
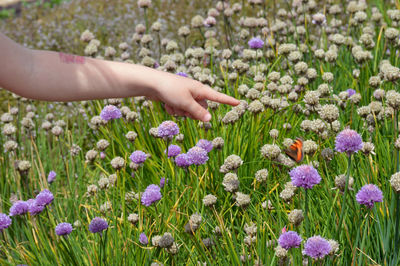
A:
[24, 50, 160, 101]
[0, 33, 157, 101]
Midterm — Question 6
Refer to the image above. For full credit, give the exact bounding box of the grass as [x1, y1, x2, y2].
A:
[1, 0, 400, 265]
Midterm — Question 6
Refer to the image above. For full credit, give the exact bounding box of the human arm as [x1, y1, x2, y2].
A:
[0, 32, 239, 121]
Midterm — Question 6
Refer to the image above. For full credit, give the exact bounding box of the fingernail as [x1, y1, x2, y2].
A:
[204, 113, 211, 121]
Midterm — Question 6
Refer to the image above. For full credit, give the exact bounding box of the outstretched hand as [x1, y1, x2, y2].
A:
[146, 71, 240, 122]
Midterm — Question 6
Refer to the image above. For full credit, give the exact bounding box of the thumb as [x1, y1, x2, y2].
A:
[185, 100, 212, 122]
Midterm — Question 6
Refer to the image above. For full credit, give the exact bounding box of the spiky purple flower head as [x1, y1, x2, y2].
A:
[177, 72, 188, 77]
[139, 232, 148, 245]
[289, 165, 321, 189]
[35, 189, 54, 206]
[47, 170, 56, 183]
[89, 217, 108, 233]
[303, 236, 331, 259]
[100, 105, 122, 121]
[27, 199, 45, 215]
[158, 121, 179, 138]
[141, 184, 162, 206]
[55, 222, 73, 236]
[9, 201, 29, 216]
[160, 177, 167, 188]
[278, 231, 302, 250]
[175, 153, 191, 168]
[347, 89, 356, 97]
[196, 139, 213, 153]
[187, 146, 209, 165]
[248, 37, 264, 49]
[356, 184, 383, 209]
[335, 129, 363, 155]
[129, 150, 147, 165]
[165, 145, 181, 158]
[0, 213, 12, 231]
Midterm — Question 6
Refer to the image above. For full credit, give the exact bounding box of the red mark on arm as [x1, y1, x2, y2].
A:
[59, 52, 86, 64]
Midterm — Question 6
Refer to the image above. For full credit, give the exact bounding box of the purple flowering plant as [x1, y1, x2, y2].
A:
[100, 105, 122, 121]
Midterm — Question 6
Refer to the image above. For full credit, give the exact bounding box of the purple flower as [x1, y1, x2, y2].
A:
[35, 189, 54, 206]
[158, 121, 179, 138]
[129, 151, 147, 165]
[100, 152, 106, 159]
[165, 145, 181, 158]
[248, 37, 264, 49]
[9, 201, 29, 216]
[0, 213, 12, 231]
[55, 222, 73, 236]
[335, 129, 363, 155]
[347, 89, 356, 97]
[139, 232, 148, 245]
[160, 177, 167, 188]
[141, 184, 162, 206]
[196, 139, 213, 153]
[100, 105, 122, 121]
[303, 236, 331, 259]
[175, 153, 191, 168]
[278, 231, 302, 250]
[177, 72, 188, 77]
[27, 199, 45, 215]
[187, 146, 209, 165]
[289, 165, 321, 189]
[47, 171, 56, 183]
[356, 184, 383, 209]
[89, 217, 108, 233]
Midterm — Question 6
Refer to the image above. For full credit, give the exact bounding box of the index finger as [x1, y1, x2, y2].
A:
[203, 86, 240, 106]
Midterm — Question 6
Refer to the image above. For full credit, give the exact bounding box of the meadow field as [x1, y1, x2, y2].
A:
[1, 0, 400, 265]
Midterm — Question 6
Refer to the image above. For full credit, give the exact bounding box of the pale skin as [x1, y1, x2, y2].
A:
[0, 33, 239, 122]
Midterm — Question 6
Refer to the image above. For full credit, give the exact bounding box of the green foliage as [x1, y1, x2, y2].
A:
[1, 0, 400, 265]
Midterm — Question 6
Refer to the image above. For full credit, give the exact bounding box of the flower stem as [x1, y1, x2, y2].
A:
[357, 214, 369, 265]
[393, 194, 400, 265]
[336, 154, 352, 239]
[304, 188, 309, 237]
[392, 110, 400, 265]
[144, 8, 148, 34]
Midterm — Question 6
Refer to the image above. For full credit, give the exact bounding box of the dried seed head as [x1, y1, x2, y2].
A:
[222, 173, 240, 192]
[128, 213, 139, 224]
[158, 233, 174, 248]
[321, 148, 334, 161]
[98, 177, 110, 190]
[202, 194, 217, 206]
[390, 172, 400, 193]
[361, 142, 375, 155]
[212, 137, 224, 149]
[255, 169, 268, 183]
[275, 245, 288, 258]
[111, 157, 125, 170]
[85, 150, 98, 162]
[260, 144, 281, 160]
[288, 209, 304, 226]
[302, 140, 318, 155]
[220, 155, 243, 173]
[235, 192, 250, 207]
[334, 174, 354, 192]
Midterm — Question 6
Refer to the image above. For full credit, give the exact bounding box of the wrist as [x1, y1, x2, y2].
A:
[129, 63, 160, 98]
